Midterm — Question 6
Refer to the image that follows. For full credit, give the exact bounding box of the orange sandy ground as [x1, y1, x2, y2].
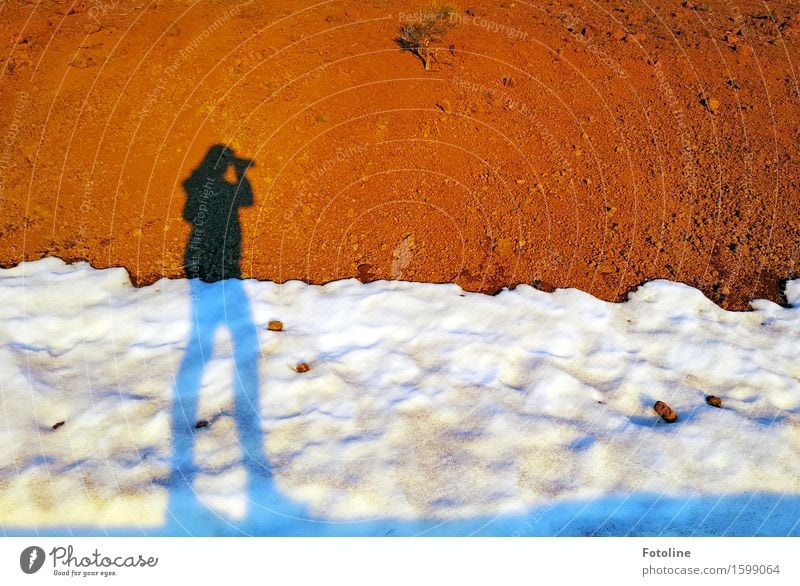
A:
[1, 0, 800, 310]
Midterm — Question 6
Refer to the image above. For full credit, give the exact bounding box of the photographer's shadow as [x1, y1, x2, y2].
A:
[165, 145, 309, 535]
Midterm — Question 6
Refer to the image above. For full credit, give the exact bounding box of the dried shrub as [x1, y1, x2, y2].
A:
[397, 4, 458, 70]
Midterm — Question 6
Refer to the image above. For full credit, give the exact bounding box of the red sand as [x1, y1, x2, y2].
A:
[1, 0, 799, 310]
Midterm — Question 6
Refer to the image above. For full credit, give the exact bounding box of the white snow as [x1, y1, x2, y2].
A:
[1, 257, 799, 536]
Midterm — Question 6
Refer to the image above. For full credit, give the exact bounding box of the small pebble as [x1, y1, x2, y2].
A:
[295, 362, 311, 373]
[703, 97, 720, 113]
[705, 395, 723, 408]
[195, 420, 208, 429]
[52, 421, 65, 430]
[267, 320, 284, 332]
[654, 400, 678, 423]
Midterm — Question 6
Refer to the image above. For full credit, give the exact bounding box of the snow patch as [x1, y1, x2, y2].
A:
[1, 258, 799, 535]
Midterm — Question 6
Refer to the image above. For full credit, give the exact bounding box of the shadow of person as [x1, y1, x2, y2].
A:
[167, 145, 307, 534]
[183, 144, 254, 283]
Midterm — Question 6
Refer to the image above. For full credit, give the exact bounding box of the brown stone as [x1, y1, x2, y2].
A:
[195, 419, 208, 429]
[705, 395, 723, 408]
[295, 362, 311, 373]
[69, 51, 95, 69]
[267, 320, 284, 331]
[654, 400, 678, 423]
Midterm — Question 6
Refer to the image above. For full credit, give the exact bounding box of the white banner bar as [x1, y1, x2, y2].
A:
[1, 538, 798, 585]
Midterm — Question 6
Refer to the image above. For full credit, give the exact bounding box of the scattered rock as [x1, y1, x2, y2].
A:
[654, 400, 678, 423]
[70, 51, 95, 69]
[436, 99, 452, 113]
[295, 362, 310, 373]
[52, 421, 65, 430]
[781, 16, 800, 36]
[611, 30, 627, 41]
[356, 263, 374, 282]
[736, 45, 755, 62]
[493, 237, 515, 257]
[194, 419, 208, 429]
[624, 33, 646, 43]
[702, 96, 720, 113]
[705, 395, 723, 408]
[267, 320, 283, 331]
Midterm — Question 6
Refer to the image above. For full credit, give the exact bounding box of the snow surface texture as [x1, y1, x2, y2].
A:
[1, 258, 799, 536]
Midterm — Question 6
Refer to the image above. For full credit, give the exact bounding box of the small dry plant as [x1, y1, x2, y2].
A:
[397, 4, 458, 70]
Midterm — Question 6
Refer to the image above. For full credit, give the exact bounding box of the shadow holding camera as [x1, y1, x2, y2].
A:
[165, 145, 312, 534]
[182, 144, 254, 283]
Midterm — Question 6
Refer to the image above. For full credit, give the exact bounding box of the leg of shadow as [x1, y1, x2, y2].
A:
[225, 279, 310, 534]
[165, 279, 219, 533]
[165, 278, 312, 535]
